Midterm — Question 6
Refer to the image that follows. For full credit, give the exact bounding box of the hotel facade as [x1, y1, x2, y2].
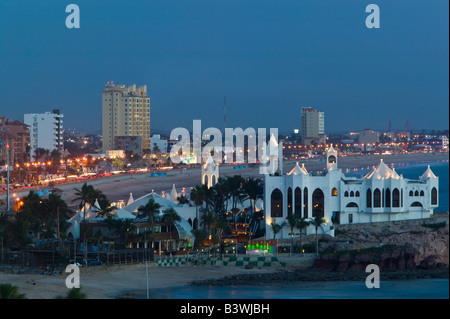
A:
[102, 83, 151, 152]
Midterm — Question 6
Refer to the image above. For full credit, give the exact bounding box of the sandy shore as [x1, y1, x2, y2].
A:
[12, 151, 445, 206]
[0, 263, 278, 299]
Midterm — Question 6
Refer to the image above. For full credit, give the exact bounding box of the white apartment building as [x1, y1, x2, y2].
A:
[102, 83, 151, 152]
[24, 109, 64, 160]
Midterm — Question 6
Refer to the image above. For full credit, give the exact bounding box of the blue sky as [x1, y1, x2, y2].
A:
[0, 0, 448, 134]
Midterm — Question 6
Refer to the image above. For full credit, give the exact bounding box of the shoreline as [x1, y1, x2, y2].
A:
[1, 262, 448, 299]
[187, 267, 450, 288]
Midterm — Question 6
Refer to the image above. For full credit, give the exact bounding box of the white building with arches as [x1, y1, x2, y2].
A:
[202, 154, 219, 188]
[264, 145, 439, 240]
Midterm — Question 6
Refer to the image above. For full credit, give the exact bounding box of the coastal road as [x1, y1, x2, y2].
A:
[5, 152, 449, 209]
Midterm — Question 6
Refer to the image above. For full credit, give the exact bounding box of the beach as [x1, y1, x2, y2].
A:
[1, 260, 447, 299]
[0, 263, 278, 299]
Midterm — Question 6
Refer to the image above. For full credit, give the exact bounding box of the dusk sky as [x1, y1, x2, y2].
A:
[0, 0, 448, 135]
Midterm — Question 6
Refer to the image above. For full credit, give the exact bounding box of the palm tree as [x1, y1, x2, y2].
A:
[191, 229, 207, 250]
[213, 217, 230, 257]
[137, 198, 161, 224]
[243, 178, 263, 216]
[0, 283, 26, 299]
[161, 208, 181, 253]
[57, 288, 86, 299]
[201, 211, 217, 256]
[270, 222, 283, 256]
[105, 217, 136, 248]
[177, 195, 189, 205]
[310, 216, 326, 256]
[227, 175, 246, 209]
[295, 217, 310, 255]
[72, 183, 94, 210]
[286, 213, 297, 256]
[72, 183, 110, 213]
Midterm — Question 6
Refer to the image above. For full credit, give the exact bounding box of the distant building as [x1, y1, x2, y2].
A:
[106, 150, 125, 159]
[358, 129, 379, 145]
[440, 135, 449, 150]
[383, 131, 411, 142]
[114, 136, 143, 156]
[150, 134, 168, 153]
[102, 83, 150, 152]
[0, 117, 31, 164]
[301, 107, 326, 145]
[24, 109, 63, 160]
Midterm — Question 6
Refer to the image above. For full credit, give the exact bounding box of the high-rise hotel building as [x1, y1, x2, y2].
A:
[102, 83, 150, 152]
[301, 106, 326, 145]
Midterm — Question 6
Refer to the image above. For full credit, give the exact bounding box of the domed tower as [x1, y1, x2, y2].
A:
[326, 144, 338, 171]
[202, 154, 219, 188]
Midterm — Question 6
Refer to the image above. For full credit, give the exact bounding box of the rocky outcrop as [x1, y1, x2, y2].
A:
[314, 213, 449, 272]
[313, 244, 419, 271]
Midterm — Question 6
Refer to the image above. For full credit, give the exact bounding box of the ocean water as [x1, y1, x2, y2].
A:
[143, 279, 449, 299]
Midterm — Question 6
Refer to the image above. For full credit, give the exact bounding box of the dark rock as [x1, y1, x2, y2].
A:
[419, 255, 439, 270]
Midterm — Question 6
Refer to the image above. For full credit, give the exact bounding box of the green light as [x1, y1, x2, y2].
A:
[251, 245, 255, 250]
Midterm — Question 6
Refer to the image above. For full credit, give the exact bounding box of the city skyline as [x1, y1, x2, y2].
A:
[0, 0, 448, 135]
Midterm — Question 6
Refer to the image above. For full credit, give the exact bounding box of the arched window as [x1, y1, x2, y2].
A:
[312, 188, 325, 218]
[211, 175, 216, 186]
[385, 188, 391, 208]
[392, 188, 400, 207]
[431, 187, 438, 205]
[355, 191, 360, 197]
[332, 188, 338, 196]
[303, 187, 308, 218]
[367, 189, 372, 208]
[411, 202, 423, 207]
[287, 187, 293, 215]
[203, 175, 208, 186]
[294, 187, 302, 217]
[350, 191, 355, 197]
[193, 218, 199, 230]
[373, 188, 381, 207]
[328, 155, 336, 163]
[414, 190, 419, 197]
[346, 202, 358, 208]
[271, 189, 283, 218]
[409, 190, 414, 197]
[420, 190, 424, 197]
[401, 189, 404, 207]
[344, 191, 349, 197]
